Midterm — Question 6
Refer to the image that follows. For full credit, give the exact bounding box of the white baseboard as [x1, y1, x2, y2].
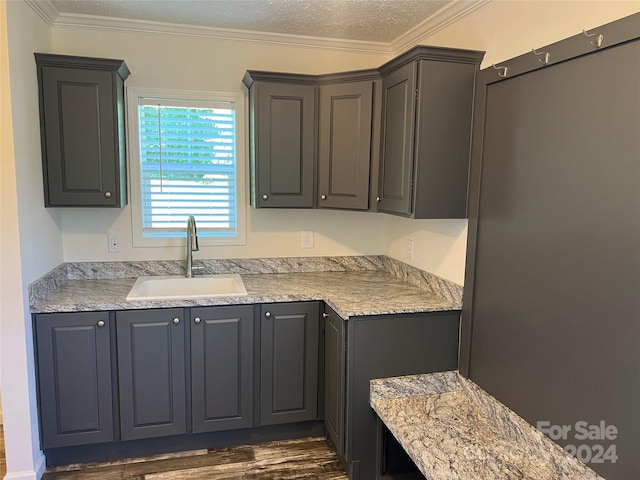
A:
[3, 453, 46, 480]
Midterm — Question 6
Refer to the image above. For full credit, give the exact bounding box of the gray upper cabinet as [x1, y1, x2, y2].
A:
[244, 73, 316, 208]
[260, 302, 320, 425]
[243, 70, 381, 211]
[35, 53, 130, 208]
[378, 46, 484, 218]
[116, 309, 187, 441]
[318, 79, 377, 210]
[35, 312, 114, 449]
[191, 305, 254, 433]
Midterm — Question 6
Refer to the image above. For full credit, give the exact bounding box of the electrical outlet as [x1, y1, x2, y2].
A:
[302, 230, 314, 249]
[406, 239, 414, 261]
[108, 233, 121, 253]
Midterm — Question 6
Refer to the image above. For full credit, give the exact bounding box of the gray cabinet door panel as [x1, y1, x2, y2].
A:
[318, 81, 373, 210]
[117, 309, 186, 441]
[191, 305, 254, 433]
[323, 306, 345, 456]
[36, 312, 113, 448]
[378, 62, 417, 215]
[260, 303, 319, 425]
[35, 54, 129, 207]
[255, 83, 315, 207]
[41, 67, 116, 206]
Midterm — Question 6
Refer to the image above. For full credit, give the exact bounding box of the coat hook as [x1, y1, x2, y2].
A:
[491, 64, 508, 78]
[583, 29, 604, 48]
[532, 48, 550, 65]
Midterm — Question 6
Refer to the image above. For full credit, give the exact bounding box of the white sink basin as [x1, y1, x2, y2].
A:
[126, 274, 248, 301]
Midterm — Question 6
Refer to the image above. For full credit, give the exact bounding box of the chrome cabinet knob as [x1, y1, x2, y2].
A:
[262, 194, 268, 200]
[97, 320, 105, 327]
[265, 311, 271, 318]
[376, 196, 381, 202]
[194, 317, 201, 324]
[172, 317, 180, 325]
[321, 194, 327, 200]
[104, 191, 112, 198]
[322, 313, 329, 319]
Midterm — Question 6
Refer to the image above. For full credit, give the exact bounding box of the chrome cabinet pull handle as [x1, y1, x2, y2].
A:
[172, 317, 180, 325]
[194, 317, 201, 324]
[104, 191, 112, 198]
[265, 311, 271, 318]
[97, 320, 105, 327]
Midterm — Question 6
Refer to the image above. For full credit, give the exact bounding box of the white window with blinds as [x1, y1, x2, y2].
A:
[127, 88, 245, 247]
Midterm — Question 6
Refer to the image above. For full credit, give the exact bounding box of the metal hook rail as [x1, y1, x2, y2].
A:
[491, 64, 508, 78]
[583, 29, 604, 48]
[531, 48, 550, 65]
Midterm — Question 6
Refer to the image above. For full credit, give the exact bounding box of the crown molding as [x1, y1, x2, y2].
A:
[392, 0, 491, 54]
[26, 0, 491, 56]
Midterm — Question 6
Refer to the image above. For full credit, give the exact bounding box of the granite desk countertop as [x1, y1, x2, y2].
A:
[370, 372, 604, 480]
[30, 258, 462, 320]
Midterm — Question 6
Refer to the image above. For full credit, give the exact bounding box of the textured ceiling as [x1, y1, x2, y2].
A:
[48, 0, 456, 43]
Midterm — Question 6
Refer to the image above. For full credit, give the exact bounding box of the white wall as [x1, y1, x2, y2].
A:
[50, 27, 392, 263]
[384, 0, 640, 285]
[2, 1, 61, 478]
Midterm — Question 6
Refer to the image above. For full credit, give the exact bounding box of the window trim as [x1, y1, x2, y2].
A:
[126, 87, 246, 248]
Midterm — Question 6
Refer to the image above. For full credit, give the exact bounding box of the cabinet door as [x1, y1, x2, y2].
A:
[37, 58, 127, 207]
[260, 302, 319, 425]
[378, 61, 417, 216]
[35, 312, 113, 448]
[253, 82, 315, 208]
[318, 81, 373, 210]
[191, 305, 254, 433]
[116, 309, 186, 441]
[323, 307, 345, 456]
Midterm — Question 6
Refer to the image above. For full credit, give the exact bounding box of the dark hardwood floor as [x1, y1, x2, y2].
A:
[42, 437, 348, 480]
[0, 425, 6, 478]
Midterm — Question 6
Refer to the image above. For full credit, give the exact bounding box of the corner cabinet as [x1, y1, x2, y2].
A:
[318, 76, 381, 210]
[35, 312, 114, 448]
[378, 46, 484, 218]
[259, 302, 320, 425]
[243, 70, 381, 211]
[35, 53, 130, 207]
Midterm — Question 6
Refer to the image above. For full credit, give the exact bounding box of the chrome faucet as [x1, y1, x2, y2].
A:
[186, 215, 199, 278]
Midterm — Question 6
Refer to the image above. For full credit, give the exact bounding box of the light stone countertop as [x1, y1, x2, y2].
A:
[370, 372, 604, 480]
[30, 265, 461, 320]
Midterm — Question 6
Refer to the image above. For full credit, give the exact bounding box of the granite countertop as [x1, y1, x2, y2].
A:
[30, 256, 463, 320]
[370, 372, 604, 480]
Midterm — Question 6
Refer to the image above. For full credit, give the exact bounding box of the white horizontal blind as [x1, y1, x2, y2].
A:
[137, 100, 237, 238]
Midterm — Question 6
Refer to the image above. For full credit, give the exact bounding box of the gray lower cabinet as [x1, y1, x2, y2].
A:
[323, 307, 345, 456]
[378, 46, 484, 218]
[35, 312, 114, 449]
[327, 309, 461, 480]
[35, 53, 130, 207]
[191, 305, 254, 433]
[260, 302, 320, 425]
[116, 309, 187, 441]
